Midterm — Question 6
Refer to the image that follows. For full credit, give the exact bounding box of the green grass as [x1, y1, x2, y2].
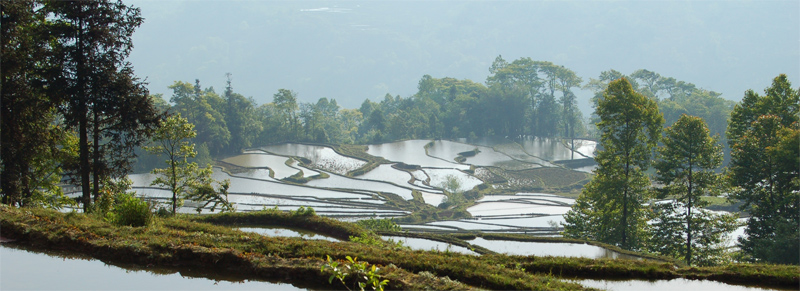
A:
[3, 205, 796, 290]
[0, 205, 594, 290]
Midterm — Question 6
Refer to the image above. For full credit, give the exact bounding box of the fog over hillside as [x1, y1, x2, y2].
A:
[126, 0, 799, 116]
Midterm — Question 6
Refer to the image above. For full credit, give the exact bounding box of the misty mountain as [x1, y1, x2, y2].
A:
[126, 0, 799, 115]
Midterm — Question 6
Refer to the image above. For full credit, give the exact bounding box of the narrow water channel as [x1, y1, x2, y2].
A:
[0, 243, 306, 290]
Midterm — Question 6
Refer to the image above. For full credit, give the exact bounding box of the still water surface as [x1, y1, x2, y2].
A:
[571, 278, 793, 291]
[0, 244, 304, 290]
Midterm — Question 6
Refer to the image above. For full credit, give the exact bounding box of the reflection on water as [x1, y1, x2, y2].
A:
[571, 278, 793, 291]
[381, 236, 478, 255]
[261, 143, 366, 175]
[468, 237, 638, 259]
[366, 140, 470, 169]
[306, 171, 415, 200]
[0, 244, 305, 290]
[239, 227, 339, 242]
[221, 153, 298, 179]
[518, 136, 577, 161]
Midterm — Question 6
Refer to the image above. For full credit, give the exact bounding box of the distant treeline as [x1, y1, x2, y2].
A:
[138, 56, 735, 171]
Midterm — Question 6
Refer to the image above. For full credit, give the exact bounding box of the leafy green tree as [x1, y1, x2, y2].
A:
[563, 78, 663, 250]
[46, 0, 160, 212]
[146, 114, 212, 214]
[0, 0, 70, 207]
[727, 75, 799, 264]
[272, 89, 300, 140]
[169, 80, 230, 157]
[185, 179, 234, 214]
[223, 73, 261, 154]
[649, 201, 737, 266]
[652, 114, 732, 265]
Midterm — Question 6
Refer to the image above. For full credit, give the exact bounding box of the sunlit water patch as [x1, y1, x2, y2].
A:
[424, 168, 483, 192]
[366, 140, 469, 169]
[358, 164, 441, 193]
[490, 143, 554, 167]
[261, 143, 366, 175]
[426, 220, 519, 231]
[381, 236, 478, 255]
[518, 136, 581, 161]
[0, 244, 305, 290]
[566, 139, 597, 158]
[468, 194, 574, 217]
[421, 192, 446, 206]
[468, 201, 571, 216]
[570, 278, 791, 291]
[306, 171, 415, 200]
[209, 169, 373, 200]
[468, 237, 635, 259]
[426, 140, 538, 170]
[238, 227, 339, 241]
[221, 153, 298, 179]
[426, 140, 479, 162]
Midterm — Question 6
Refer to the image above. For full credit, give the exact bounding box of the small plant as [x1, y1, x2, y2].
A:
[357, 217, 401, 232]
[321, 255, 388, 291]
[349, 233, 383, 246]
[108, 192, 152, 227]
[291, 206, 316, 216]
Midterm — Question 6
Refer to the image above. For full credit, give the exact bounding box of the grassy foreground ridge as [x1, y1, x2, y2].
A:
[1, 205, 797, 290]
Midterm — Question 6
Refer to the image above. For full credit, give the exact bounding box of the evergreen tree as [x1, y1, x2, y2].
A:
[563, 78, 663, 250]
[652, 114, 735, 265]
[727, 75, 799, 264]
[1, 0, 71, 207]
[46, 0, 159, 212]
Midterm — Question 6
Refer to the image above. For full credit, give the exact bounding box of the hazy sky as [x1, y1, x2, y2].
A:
[125, 0, 800, 115]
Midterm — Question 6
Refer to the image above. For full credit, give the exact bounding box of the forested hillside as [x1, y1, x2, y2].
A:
[133, 58, 737, 172]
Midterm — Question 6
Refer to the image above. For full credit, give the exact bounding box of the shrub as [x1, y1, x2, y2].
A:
[291, 206, 316, 216]
[357, 218, 401, 232]
[109, 192, 152, 227]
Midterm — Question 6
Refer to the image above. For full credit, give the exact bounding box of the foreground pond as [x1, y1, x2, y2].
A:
[0, 243, 306, 290]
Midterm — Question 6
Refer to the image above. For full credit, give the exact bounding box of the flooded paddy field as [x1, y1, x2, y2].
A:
[114, 139, 744, 260]
[260, 143, 366, 175]
[570, 278, 794, 291]
[381, 235, 479, 255]
[366, 139, 471, 169]
[238, 226, 339, 242]
[221, 152, 298, 179]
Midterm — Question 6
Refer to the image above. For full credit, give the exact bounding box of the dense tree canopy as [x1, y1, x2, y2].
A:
[1, 0, 160, 212]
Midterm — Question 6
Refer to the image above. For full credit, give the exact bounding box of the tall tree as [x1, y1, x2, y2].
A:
[272, 89, 300, 141]
[1, 0, 71, 207]
[46, 0, 159, 212]
[146, 114, 212, 214]
[727, 75, 799, 264]
[563, 78, 663, 250]
[223, 74, 261, 153]
[555, 65, 583, 157]
[169, 80, 230, 156]
[652, 114, 732, 265]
